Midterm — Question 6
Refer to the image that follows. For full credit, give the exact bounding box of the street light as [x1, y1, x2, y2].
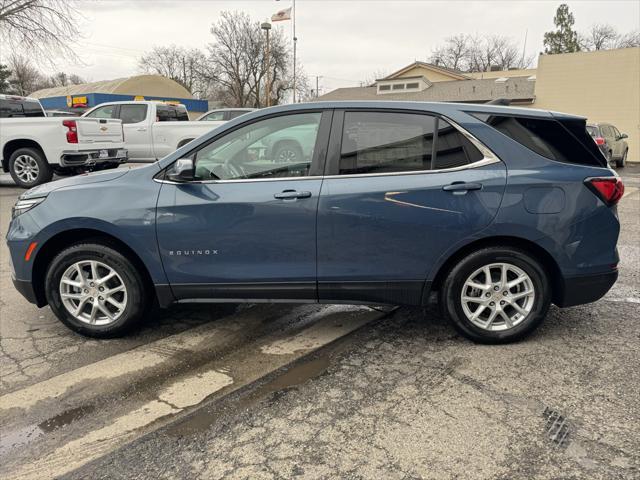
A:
[261, 22, 272, 107]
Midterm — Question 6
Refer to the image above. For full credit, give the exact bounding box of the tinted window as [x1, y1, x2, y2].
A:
[175, 105, 189, 121]
[156, 105, 171, 122]
[339, 112, 483, 175]
[193, 113, 321, 181]
[86, 105, 116, 119]
[22, 100, 45, 117]
[119, 104, 147, 124]
[470, 113, 604, 166]
[586, 126, 597, 137]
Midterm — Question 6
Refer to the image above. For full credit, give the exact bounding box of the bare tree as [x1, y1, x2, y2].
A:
[139, 46, 212, 99]
[581, 24, 619, 50]
[7, 54, 44, 95]
[429, 34, 532, 73]
[614, 30, 640, 49]
[0, 0, 81, 63]
[430, 34, 469, 71]
[205, 11, 295, 108]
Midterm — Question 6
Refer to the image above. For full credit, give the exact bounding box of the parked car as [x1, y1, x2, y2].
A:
[586, 123, 628, 168]
[1, 94, 127, 188]
[197, 108, 256, 121]
[8, 102, 622, 343]
[82, 101, 224, 162]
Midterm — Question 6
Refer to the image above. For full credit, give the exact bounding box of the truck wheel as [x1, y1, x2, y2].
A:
[9, 147, 53, 188]
[616, 150, 627, 168]
[439, 247, 551, 344]
[273, 142, 303, 164]
[45, 243, 149, 338]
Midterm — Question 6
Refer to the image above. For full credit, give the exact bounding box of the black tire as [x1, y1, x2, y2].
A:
[616, 149, 627, 168]
[177, 139, 195, 149]
[9, 147, 53, 188]
[273, 141, 303, 163]
[606, 150, 613, 167]
[439, 247, 551, 344]
[45, 243, 149, 338]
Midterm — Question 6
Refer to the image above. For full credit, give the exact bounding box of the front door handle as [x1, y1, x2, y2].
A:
[274, 190, 312, 200]
[443, 182, 483, 193]
[137, 127, 147, 132]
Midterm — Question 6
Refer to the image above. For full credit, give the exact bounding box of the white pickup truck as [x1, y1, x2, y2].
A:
[83, 101, 225, 162]
[1, 94, 127, 188]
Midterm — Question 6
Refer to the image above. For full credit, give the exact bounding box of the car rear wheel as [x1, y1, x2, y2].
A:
[616, 149, 627, 168]
[440, 247, 551, 343]
[45, 243, 149, 338]
[9, 147, 53, 188]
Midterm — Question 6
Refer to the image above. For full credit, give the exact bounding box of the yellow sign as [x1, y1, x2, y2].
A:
[134, 95, 145, 101]
[72, 96, 87, 105]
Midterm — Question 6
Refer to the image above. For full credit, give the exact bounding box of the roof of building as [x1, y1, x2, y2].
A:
[317, 76, 536, 103]
[31, 74, 192, 99]
[383, 61, 470, 81]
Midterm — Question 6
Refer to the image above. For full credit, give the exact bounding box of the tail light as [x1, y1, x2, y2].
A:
[585, 177, 624, 206]
[594, 137, 605, 146]
[63, 119, 78, 143]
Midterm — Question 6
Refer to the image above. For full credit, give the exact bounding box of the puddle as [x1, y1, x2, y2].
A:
[0, 404, 95, 456]
[167, 354, 332, 438]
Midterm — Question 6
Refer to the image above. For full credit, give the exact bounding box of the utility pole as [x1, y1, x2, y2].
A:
[261, 22, 272, 107]
[315, 75, 322, 98]
[292, 0, 297, 103]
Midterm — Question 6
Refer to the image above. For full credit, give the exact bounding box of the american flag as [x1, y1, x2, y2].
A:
[271, 7, 292, 22]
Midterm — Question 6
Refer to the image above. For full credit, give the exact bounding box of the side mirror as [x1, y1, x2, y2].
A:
[619, 133, 628, 140]
[166, 158, 195, 182]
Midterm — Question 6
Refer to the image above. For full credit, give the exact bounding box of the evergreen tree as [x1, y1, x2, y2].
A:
[0, 64, 12, 93]
[544, 4, 581, 54]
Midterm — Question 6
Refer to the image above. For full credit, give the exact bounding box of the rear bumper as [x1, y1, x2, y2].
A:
[60, 148, 128, 167]
[556, 270, 618, 308]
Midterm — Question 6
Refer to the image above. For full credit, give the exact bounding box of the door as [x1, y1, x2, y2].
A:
[156, 110, 331, 301]
[317, 110, 507, 305]
[611, 126, 623, 158]
[117, 104, 153, 160]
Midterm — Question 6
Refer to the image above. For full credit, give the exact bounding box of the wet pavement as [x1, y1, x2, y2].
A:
[0, 165, 639, 479]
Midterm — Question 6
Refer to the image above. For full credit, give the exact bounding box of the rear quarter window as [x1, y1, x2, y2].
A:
[469, 113, 605, 167]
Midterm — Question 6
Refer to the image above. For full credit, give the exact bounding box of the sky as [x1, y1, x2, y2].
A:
[18, 0, 640, 93]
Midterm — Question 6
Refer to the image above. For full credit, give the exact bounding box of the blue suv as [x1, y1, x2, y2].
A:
[7, 102, 623, 343]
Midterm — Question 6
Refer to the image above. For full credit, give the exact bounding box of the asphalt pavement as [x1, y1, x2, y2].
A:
[0, 165, 638, 479]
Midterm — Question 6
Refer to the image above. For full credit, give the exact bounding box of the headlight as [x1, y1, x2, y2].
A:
[12, 197, 46, 219]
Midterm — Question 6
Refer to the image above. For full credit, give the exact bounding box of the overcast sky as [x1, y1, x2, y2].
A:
[35, 0, 640, 93]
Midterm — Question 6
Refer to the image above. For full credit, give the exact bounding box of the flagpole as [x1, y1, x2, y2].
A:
[293, 0, 297, 103]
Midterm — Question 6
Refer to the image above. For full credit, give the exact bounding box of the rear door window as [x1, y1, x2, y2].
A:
[470, 113, 605, 166]
[338, 111, 483, 175]
[202, 111, 225, 121]
[0, 98, 45, 118]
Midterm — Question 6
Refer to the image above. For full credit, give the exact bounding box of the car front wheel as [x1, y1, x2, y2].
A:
[616, 149, 627, 168]
[440, 247, 551, 344]
[45, 243, 149, 338]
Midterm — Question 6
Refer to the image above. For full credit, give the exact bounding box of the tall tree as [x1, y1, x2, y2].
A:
[7, 55, 44, 95]
[139, 46, 212, 99]
[0, 0, 80, 63]
[205, 11, 298, 108]
[544, 4, 581, 54]
[0, 64, 11, 93]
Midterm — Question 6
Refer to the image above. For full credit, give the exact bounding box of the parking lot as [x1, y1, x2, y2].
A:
[0, 165, 638, 479]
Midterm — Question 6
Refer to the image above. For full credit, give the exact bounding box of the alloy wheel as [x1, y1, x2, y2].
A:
[460, 262, 535, 331]
[59, 260, 128, 325]
[13, 155, 40, 183]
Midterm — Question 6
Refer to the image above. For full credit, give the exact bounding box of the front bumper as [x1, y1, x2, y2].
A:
[60, 148, 128, 167]
[556, 270, 618, 308]
[12, 277, 42, 306]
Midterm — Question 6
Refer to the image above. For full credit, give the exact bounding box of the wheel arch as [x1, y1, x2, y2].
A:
[31, 228, 156, 307]
[427, 235, 563, 305]
[176, 138, 195, 149]
[2, 139, 46, 172]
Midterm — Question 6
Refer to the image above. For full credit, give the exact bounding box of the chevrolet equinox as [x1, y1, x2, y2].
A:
[7, 102, 623, 343]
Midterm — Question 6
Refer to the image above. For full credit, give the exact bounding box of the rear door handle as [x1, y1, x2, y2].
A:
[274, 190, 312, 200]
[443, 182, 483, 193]
[136, 127, 147, 132]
